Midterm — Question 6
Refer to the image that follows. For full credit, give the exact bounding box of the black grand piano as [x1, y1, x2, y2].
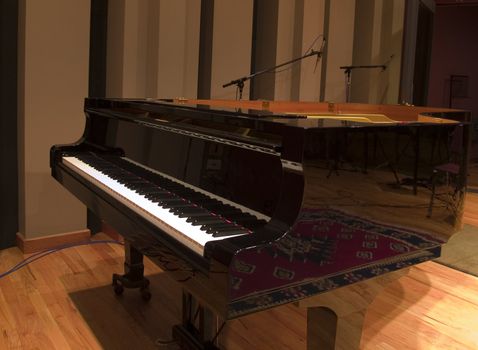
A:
[51, 98, 470, 349]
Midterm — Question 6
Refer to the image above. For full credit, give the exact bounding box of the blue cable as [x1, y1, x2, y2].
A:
[0, 240, 124, 280]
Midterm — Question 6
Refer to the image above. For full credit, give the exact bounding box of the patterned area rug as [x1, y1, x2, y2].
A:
[435, 224, 478, 276]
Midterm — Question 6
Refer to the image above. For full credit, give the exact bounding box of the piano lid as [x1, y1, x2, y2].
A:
[86, 97, 467, 131]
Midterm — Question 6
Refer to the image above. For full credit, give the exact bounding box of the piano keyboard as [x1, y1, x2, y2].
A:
[62, 153, 267, 256]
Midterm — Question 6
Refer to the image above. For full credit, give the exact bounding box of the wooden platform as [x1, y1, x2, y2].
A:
[1, 235, 478, 349]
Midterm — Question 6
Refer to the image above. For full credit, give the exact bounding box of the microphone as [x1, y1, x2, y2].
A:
[314, 37, 326, 73]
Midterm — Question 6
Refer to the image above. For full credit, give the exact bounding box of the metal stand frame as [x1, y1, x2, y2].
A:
[172, 291, 221, 350]
[339, 64, 387, 103]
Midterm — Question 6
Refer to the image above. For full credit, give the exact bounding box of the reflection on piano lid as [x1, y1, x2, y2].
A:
[287, 112, 398, 123]
[50, 97, 471, 319]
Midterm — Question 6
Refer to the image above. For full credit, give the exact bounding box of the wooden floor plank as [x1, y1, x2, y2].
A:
[1, 235, 478, 349]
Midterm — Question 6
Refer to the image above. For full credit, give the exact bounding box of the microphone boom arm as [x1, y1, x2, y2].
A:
[222, 49, 323, 100]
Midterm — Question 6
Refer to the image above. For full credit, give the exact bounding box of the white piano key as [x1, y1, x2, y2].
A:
[63, 156, 250, 256]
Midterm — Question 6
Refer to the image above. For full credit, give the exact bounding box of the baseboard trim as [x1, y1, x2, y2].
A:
[16, 229, 91, 254]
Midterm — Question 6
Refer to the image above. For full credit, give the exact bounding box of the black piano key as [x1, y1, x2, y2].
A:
[189, 217, 224, 226]
[236, 220, 266, 230]
[145, 192, 173, 200]
[144, 190, 172, 198]
[75, 153, 258, 235]
[117, 177, 144, 184]
[196, 199, 221, 208]
[157, 199, 185, 206]
[179, 211, 211, 219]
[186, 194, 211, 202]
[202, 205, 230, 215]
[180, 206, 207, 213]
[205, 222, 235, 229]
[202, 223, 234, 233]
[164, 201, 191, 209]
[211, 228, 250, 237]
[129, 182, 155, 188]
[147, 193, 177, 201]
[203, 202, 239, 212]
[170, 206, 204, 215]
[134, 186, 160, 194]
[168, 205, 197, 214]
[185, 212, 216, 220]
[129, 184, 153, 191]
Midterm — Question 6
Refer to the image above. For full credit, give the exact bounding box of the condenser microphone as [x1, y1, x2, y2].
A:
[314, 37, 326, 72]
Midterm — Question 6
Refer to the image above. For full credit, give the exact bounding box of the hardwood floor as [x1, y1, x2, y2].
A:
[0, 235, 478, 349]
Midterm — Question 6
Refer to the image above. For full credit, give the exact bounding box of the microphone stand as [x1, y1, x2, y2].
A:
[339, 64, 387, 103]
[223, 49, 323, 100]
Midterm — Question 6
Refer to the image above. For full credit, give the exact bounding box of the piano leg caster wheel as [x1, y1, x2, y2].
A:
[113, 283, 124, 296]
[112, 272, 151, 301]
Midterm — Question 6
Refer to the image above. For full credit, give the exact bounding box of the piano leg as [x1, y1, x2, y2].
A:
[172, 290, 221, 350]
[112, 241, 151, 301]
[297, 268, 409, 350]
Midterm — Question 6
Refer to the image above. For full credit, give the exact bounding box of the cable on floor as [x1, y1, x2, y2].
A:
[0, 239, 124, 279]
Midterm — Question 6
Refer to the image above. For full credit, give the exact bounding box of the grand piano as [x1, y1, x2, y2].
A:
[51, 98, 470, 349]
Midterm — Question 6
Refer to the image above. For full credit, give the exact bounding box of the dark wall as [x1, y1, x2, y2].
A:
[428, 5, 478, 166]
[0, 0, 18, 248]
[428, 6, 478, 115]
